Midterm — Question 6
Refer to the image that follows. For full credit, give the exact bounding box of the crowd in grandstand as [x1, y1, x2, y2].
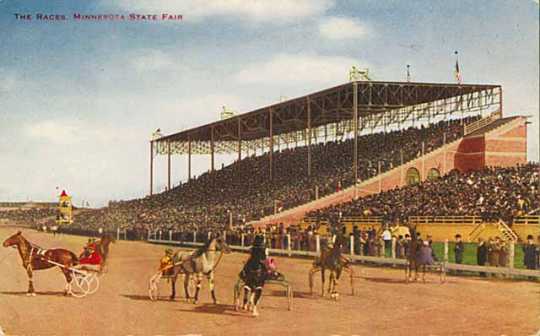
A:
[308, 163, 539, 225]
[0, 208, 57, 226]
[70, 117, 475, 232]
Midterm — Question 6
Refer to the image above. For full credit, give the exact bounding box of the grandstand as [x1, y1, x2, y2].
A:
[22, 79, 536, 242]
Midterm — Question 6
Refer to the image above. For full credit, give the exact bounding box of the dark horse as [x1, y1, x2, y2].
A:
[405, 225, 444, 283]
[95, 233, 115, 271]
[3, 231, 79, 296]
[309, 235, 355, 299]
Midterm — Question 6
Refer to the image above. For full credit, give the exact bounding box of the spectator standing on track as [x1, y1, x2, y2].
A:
[397, 235, 405, 259]
[498, 238, 508, 268]
[477, 238, 488, 277]
[454, 234, 464, 264]
[488, 237, 500, 267]
[536, 236, 540, 269]
[381, 226, 392, 257]
[523, 235, 537, 271]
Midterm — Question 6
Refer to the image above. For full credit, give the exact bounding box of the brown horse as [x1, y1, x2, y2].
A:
[309, 235, 354, 299]
[95, 233, 115, 271]
[2, 231, 79, 296]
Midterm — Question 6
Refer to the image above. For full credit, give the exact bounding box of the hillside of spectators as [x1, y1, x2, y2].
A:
[0, 208, 57, 226]
[71, 117, 476, 232]
[308, 163, 539, 225]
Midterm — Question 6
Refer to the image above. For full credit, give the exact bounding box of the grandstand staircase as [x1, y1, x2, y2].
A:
[250, 114, 526, 228]
[468, 223, 486, 241]
[496, 220, 518, 242]
[467, 220, 518, 242]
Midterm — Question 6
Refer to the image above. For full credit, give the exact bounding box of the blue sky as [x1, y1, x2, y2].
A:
[0, 0, 538, 207]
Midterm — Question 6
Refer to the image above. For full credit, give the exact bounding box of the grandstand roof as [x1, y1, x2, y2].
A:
[156, 81, 500, 145]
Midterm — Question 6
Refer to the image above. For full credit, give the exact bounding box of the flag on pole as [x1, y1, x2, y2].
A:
[406, 64, 411, 82]
[454, 51, 462, 84]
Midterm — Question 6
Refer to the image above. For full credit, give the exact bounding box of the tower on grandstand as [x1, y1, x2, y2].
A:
[221, 106, 235, 120]
[56, 190, 73, 225]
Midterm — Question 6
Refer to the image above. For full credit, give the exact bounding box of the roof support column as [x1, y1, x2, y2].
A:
[269, 108, 274, 180]
[353, 81, 359, 199]
[307, 96, 312, 177]
[210, 127, 215, 172]
[237, 118, 242, 161]
[188, 138, 192, 181]
[167, 140, 171, 190]
[149, 140, 154, 196]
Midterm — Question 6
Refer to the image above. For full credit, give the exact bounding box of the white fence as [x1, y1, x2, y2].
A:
[147, 237, 540, 279]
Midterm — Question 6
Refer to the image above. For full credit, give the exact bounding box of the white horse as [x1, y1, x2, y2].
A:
[174, 236, 231, 304]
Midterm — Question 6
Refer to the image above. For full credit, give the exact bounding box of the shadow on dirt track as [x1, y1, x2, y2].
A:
[0, 290, 67, 297]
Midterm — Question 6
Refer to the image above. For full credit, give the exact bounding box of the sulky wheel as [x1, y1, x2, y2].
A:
[69, 272, 91, 298]
[86, 273, 100, 295]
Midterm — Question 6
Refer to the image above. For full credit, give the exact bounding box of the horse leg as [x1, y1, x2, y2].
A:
[308, 266, 319, 295]
[242, 286, 250, 310]
[252, 287, 263, 317]
[344, 265, 355, 296]
[183, 273, 191, 302]
[170, 274, 177, 300]
[208, 272, 218, 304]
[321, 268, 326, 297]
[26, 265, 36, 296]
[328, 272, 334, 296]
[193, 273, 202, 304]
[61, 268, 73, 296]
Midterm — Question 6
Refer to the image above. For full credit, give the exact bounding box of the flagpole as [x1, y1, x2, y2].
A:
[454, 51, 462, 84]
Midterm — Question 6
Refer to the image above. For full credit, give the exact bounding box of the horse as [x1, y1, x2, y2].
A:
[236, 239, 269, 317]
[2, 231, 79, 296]
[405, 226, 444, 283]
[95, 233, 115, 272]
[168, 236, 231, 304]
[309, 235, 355, 299]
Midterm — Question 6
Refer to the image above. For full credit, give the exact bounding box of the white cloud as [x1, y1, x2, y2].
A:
[110, 0, 333, 23]
[130, 49, 179, 73]
[319, 16, 370, 40]
[233, 53, 366, 86]
[23, 120, 121, 145]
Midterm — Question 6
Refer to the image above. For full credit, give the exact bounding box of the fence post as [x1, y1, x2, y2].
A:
[158, 230, 162, 241]
[208, 232, 211, 241]
[223, 230, 227, 243]
[350, 235, 354, 256]
[169, 230, 172, 241]
[241, 234, 245, 247]
[444, 239, 449, 262]
[193, 231, 197, 243]
[316, 234, 320, 254]
[287, 234, 292, 256]
[508, 242, 515, 278]
[391, 237, 396, 259]
[117, 227, 120, 241]
[124, 229, 127, 240]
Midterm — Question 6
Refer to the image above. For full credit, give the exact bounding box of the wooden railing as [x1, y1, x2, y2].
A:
[464, 110, 502, 135]
[304, 215, 539, 226]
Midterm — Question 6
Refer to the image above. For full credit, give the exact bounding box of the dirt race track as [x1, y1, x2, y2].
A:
[0, 228, 539, 336]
